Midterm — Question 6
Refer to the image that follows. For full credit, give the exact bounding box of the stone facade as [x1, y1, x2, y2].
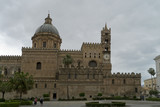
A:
[0, 14, 141, 100]
[143, 78, 156, 95]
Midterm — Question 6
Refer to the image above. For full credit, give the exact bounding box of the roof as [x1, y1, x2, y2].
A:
[34, 14, 60, 36]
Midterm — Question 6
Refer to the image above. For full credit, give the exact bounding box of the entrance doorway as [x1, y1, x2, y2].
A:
[53, 93, 57, 99]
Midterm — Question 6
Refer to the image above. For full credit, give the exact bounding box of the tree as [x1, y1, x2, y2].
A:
[149, 89, 159, 96]
[0, 81, 12, 99]
[148, 68, 156, 90]
[63, 54, 73, 68]
[9, 72, 34, 100]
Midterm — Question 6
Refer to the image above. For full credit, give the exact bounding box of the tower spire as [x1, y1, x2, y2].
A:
[105, 23, 108, 30]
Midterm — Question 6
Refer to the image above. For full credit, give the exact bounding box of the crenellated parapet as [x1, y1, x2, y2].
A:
[111, 72, 141, 78]
[0, 55, 21, 60]
[22, 47, 59, 51]
[60, 49, 81, 53]
[81, 42, 102, 50]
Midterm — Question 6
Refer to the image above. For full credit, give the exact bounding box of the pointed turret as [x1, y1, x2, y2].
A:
[104, 23, 108, 30]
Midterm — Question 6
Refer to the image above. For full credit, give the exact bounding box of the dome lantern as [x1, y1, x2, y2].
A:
[45, 14, 52, 24]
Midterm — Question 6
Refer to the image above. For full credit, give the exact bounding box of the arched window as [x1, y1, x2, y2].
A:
[93, 74, 95, 79]
[90, 53, 91, 58]
[105, 39, 109, 43]
[135, 88, 138, 93]
[54, 43, 57, 48]
[36, 62, 41, 70]
[75, 73, 77, 79]
[94, 53, 96, 58]
[54, 83, 56, 88]
[4, 68, 7, 76]
[85, 53, 87, 58]
[89, 61, 97, 67]
[35, 84, 38, 88]
[45, 83, 47, 88]
[68, 73, 71, 79]
[87, 74, 89, 79]
[123, 79, 126, 84]
[18, 68, 20, 72]
[99, 53, 101, 58]
[105, 47, 108, 51]
[34, 43, 36, 48]
[112, 79, 114, 84]
[78, 61, 81, 68]
[43, 42, 46, 48]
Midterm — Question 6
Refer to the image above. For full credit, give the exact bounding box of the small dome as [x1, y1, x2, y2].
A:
[35, 14, 59, 36]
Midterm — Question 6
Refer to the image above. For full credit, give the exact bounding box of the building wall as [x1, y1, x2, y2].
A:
[154, 55, 160, 92]
[0, 15, 141, 100]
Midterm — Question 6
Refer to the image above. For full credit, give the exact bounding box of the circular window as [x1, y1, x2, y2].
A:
[89, 61, 97, 67]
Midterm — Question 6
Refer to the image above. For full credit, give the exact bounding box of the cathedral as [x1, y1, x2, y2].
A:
[0, 14, 141, 100]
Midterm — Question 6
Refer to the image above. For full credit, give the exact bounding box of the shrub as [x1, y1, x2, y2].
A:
[0, 98, 5, 102]
[86, 102, 125, 107]
[149, 90, 159, 96]
[92, 96, 140, 101]
[79, 93, 85, 97]
[97, 93, 102, 97]
[0, 102, 20, 107]
[20, 101, 33, 105]
[43, 94, 50, 97]
[58, 98, 87, 101]
[133, 96, 136, 99]
[146, 98, 160, 101]
[112, 102, 126, 106]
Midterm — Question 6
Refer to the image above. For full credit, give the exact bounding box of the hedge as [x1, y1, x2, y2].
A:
[93, 96, 140, 100]
[0, 102, 20, 107]
[5, 100, 33, 105]
[58, 98, 87, 101]
[43, 94, 50, 97]
[146, 98, 160, 101]
[86, 102, 125, 107]
[20, 101, 33, 105]
[112, 102, 126, 106]
[0, 98, 5, 102]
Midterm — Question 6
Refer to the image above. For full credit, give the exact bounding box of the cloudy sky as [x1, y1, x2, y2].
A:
[0, 0, 160, 84]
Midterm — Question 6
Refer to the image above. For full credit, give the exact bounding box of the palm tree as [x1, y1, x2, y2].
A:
[63, 54, 73, 99]
[63, 54, 73, 68]
[148, 68, 156, 90]
[0, 81, 12, 99]
[9, 72, 34, 100]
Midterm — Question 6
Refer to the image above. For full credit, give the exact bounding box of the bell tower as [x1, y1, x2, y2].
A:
[101, 24, 112, 75]
[101, 24, 111, 62]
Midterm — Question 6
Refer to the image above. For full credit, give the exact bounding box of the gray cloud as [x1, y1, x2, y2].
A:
[0, 0, 160, 84]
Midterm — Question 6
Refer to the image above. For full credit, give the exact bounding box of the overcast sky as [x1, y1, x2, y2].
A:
[0, 0, 160, 84]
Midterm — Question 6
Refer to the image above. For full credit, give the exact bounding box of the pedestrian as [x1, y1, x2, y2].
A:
[34, 97, 37, 105]
[40, 97, 44, 105]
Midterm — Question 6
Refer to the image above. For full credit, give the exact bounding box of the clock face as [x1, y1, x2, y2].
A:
[103, 54, 110, 60]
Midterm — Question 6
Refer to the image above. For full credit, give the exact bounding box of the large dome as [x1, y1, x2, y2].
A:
[35, 24, 59, 36]
[34, 14, 59, 36]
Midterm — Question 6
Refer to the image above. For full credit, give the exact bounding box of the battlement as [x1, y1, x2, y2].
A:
[81, 42, 101, 49]
[0, 55, 21, 60]
[22, 47, 58, 51]
[60, 49, 81, 52]
[111, 72, 141, 78]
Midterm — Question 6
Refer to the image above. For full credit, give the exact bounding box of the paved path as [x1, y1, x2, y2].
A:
[20, 100, 160, 107]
